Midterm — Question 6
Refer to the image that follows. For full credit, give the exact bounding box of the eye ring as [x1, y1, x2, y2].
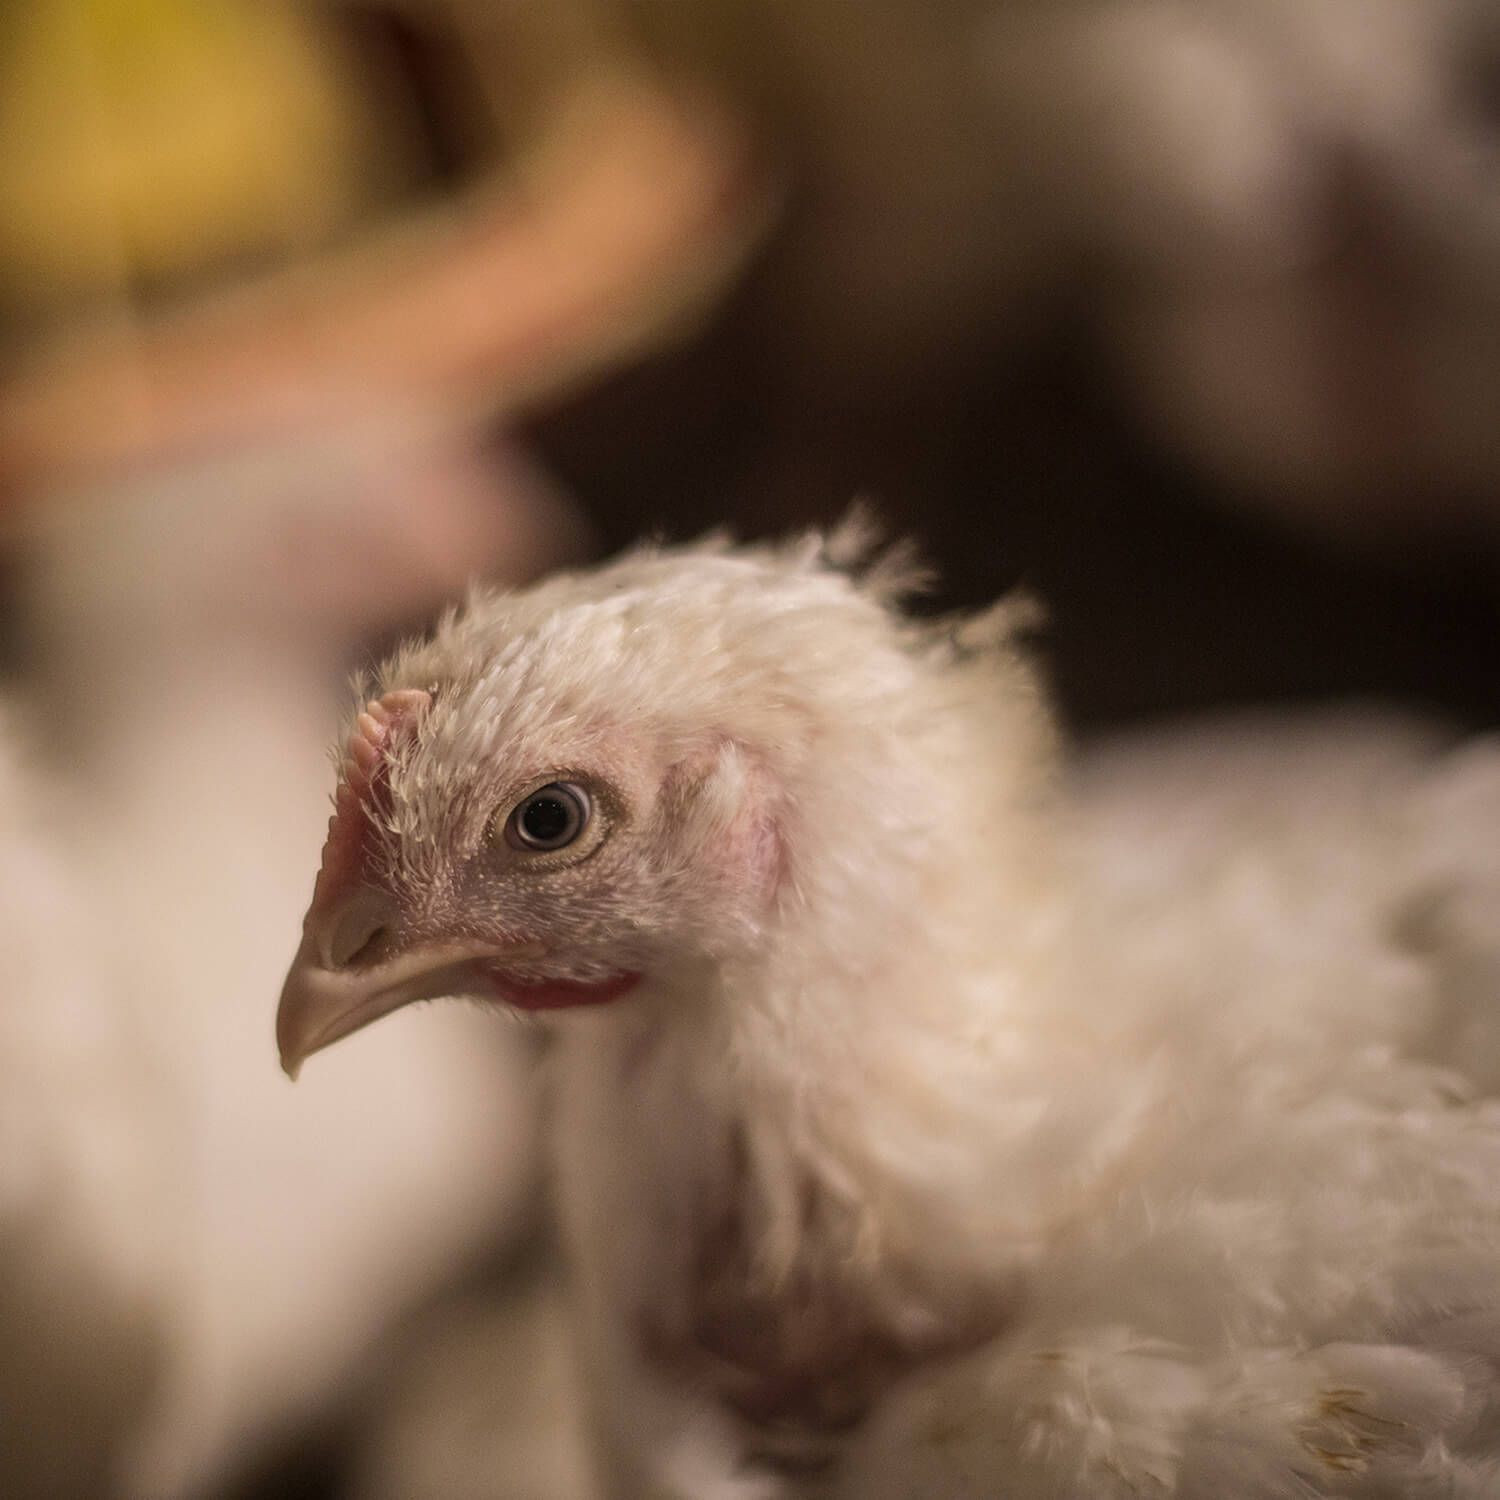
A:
[504, 782, 591, 852]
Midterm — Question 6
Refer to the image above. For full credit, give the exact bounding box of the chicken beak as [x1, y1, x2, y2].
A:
[276, 893, 543, 1077]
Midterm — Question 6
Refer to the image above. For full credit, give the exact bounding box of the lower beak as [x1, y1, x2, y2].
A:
[276, 932, 543, 1078]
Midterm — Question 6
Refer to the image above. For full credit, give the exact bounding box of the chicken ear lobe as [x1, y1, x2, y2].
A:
[661, 738, 782, 903]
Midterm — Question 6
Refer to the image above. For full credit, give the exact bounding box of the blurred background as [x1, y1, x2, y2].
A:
[0, 1, 1497, 1497]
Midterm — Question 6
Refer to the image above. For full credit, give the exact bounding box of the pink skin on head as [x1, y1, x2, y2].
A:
[278, 686, 638, 1077]
[307, 687, 433, 936]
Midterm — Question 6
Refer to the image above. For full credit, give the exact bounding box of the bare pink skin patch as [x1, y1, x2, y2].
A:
[307, 686, 639, 1011]
[308, 688, 432, 920]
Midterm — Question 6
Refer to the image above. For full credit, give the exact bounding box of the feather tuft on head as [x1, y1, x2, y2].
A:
[817, 501, 934, 607]
[950, 591, 1047, 654]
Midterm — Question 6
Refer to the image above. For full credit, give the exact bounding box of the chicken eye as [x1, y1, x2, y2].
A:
[505, 783, 591, 851]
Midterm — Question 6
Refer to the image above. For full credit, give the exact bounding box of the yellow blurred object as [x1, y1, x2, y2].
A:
[0, 0, 776, 518]
[0, 0, 400, 313]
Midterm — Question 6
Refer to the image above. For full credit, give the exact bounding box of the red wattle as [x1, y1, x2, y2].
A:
[487, 970, 643, 1011]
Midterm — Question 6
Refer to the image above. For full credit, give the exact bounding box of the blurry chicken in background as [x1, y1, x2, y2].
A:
[1053, 0, 1500, 535]
[606, 0, 1500, 543]
[15, 422, 577, 1499]
[0, 701, 170, 1500]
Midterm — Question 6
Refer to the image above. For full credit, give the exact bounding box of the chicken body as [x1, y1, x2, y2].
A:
[280, 527, 1500, 1498]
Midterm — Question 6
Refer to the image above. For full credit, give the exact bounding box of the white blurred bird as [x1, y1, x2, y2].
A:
[980, 0, 1500, 523]
[0, 409, 572, 1498]
[279, 522, 1500, 1499]
[0, 704, 172, 1500]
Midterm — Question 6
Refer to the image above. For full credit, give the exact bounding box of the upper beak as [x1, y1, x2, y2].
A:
[276, 889, 542, 1077]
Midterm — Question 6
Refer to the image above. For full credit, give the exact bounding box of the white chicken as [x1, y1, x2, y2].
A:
[0, 703, 172, 1500]
[0, 413, 568, 1498]
[279, 523, 1500, 1498]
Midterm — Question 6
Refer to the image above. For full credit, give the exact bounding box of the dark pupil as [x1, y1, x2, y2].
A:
[520, 793, 573, 845]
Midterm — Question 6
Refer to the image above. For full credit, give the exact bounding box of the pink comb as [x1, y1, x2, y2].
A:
[307, 689, 432, 920]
